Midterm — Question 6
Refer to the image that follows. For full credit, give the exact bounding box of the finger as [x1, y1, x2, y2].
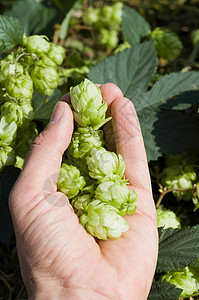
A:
[14, 101, 73, 197]
[111, 97, 152, 193]
[100, 83, 123, 116]
[100, 83, 123, 151]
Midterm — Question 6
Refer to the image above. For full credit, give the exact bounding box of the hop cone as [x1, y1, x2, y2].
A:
[95, 181, 137, 216]
[22, 35, 50, 55]
[47, 43, 65, 65]
[0, 145, 15, 171]
[68, 127, 104, 159]
[70, 79, 111, 129]
[5, 74, 33, 100]
[156, 205, 181, 229]
[1, 99, 33, 127]
[149, 27, 182, 61]
[161, 165, 196, 200]
[86, 147, 125, 182]
[80, 200, 129, 240]
[0, 61, 23, 86]
[161, 267, 199, 297]
[72, 193, 93, 217]
[57, 163, 86, 199]
[0, 117, 17, 145]
[30, 54, 58, 96]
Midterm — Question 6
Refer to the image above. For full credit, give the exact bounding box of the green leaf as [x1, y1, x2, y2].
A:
[5, 0, 60, 36]
[0, 39, 5, 54]
[135, 71, 199, 111]
[138, 105, 199, 161]
[88, 40, 157, 98]
[0, 39, 5, 57]
[161, 90, 199, 110]
[0, 166, 20, 245]
[0, 15, 23, 50]
[32, 88, 62, 121]
[157, 226, 199, 273]
[148, 281, 182, 300]
[122, 5, 150, 45]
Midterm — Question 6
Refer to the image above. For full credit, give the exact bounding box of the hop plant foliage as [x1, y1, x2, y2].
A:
[57, 79, 137, 240]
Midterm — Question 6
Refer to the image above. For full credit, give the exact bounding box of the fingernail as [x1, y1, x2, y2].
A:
[50, 102, 64, 123]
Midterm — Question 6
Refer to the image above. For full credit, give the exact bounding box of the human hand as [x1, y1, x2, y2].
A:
[9, 83, 158, 300]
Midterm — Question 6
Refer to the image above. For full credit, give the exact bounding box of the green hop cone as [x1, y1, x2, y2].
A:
[0, 117, 17, 145]
[22, 35, 50, 55]
[72, 193, 93, 217]
[5, 74, 33, 100]
[0, 61, 24, 86]
[156, 205, 181, 229]
[70, 79, 111, 129]
[161, 267, 199, 297]
[86, 147, 125, 182]
[83, 7, 100, 26]
[47, 42, 65, 65]
[0, 145, 15, 171]
[161, 165, 196, 201]
[101, 6, 113, 26]
[30, 54, 58, 96]
[1, 99, 33, 127]
[111, 2, 123, 27]
[14, 121, 38, 158]
[57, 163, 86, 199]
[148, 27, 182, 61]
[95, 181, 137, 216]
[68, 127, 104, 159]
[80, 200, 129, 240]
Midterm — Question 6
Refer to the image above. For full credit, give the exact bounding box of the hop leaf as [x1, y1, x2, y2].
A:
[57, 163, 86, 199]
[148, 27, 182, 61]
[68, 127, 104, 159]
[0, 145, 15, 171]
[22, 35, 50, 55]
[86, 147, 125, 182]
[5, 73, 33, 100]
[80, 200, 129, 240]
[161, 267, 199, 297]
[156, 205, 181, 229]
[70, 79, 111, 129]
[95, 181, 137, 216]
[47, 43, 65, 65]
[30, 54, 58, 96]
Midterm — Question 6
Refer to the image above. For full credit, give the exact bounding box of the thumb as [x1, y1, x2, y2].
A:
[13, 101, 74, 198]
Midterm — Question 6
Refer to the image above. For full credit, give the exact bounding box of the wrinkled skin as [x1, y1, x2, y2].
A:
[9, 83, 158, 300]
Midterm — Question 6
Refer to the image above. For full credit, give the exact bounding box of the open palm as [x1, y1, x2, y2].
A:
[9, 83, 158, 300]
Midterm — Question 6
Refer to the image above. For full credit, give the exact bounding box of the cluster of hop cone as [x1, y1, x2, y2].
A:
[57, 79, 137, 240]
